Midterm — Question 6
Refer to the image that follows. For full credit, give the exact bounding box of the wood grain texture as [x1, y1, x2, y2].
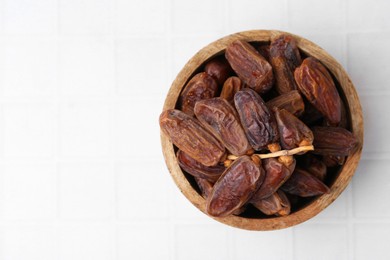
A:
[161, 30, 364, 230]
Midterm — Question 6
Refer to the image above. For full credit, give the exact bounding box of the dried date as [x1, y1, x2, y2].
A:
[312, 126, 357, 156]
[177, 150, 225, 183]
[252, 190, 291, 216]
[225, 40, 273, 94]
[281, 167, 330, 197]
[266, 90, 305, 116]
[270, 34, 302, 94]
[195, 97, 251, 156]
[207, 155, 265, 217]
[294, 57, 341, 125]
[179, 72, 218, 116]
[234, 88, 279, 150]
[274, 108, 313, 150]
[204, 56, 234, 86]
[160, 109, 226, 166]
[250, 157, 294, 201]
[323, 99, 349, 129]
[220, 76, 243, 104]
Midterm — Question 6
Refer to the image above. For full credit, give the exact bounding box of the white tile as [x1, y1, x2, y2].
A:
[115, 0, 166, 35]
[0, 106, 5, 158]
[59, 37, 114, 97]
[116, 161, 169, 220]
[347, 0, 390, 32]
[4, 103, 55, 158]
[294, 224, 347, 260]
[299, 33, 346, 69]
[115, 38, 168, 97]
[117, 222, 171, 260]
[166, 166, 217, 223]
[170, 179, 207, 220]
[353, 160, 390, 218]
[59, 102, 110, 158]
[348, 33, 390, 92]
[60, 0, 111, 34]
[289, 0, 344, 31]
[230, 0, 286, 32]
[163, 161, 211, 220]
[113, 98, 163, 158]
[2, 225, 56, 260]
[59, 224, 113, 260]
[173, 0, 225, 35]
[59, 162, 113, 219]
[2, 163, 56, 220]
[4, 0, 57, 34]
[233, 228, 291, 260]
[176, 224, 229, 260]
[359, 95, 390, 154]
[0, 1, 3, 33]
[3, 37, 57, 97]
[355, 223, 390, 260]
[172, 36, 216, 76]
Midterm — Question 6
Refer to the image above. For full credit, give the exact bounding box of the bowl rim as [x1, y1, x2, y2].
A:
[160, 29, 364, 230]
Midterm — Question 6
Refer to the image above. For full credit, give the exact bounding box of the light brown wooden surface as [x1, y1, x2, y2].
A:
[160, 30, 364, 231]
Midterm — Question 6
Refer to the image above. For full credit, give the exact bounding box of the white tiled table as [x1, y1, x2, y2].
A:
[0, 0, 388, 259]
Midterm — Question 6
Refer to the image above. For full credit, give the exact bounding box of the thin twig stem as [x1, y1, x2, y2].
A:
[227, 145, 314, 160]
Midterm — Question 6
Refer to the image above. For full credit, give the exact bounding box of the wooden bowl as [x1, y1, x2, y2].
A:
[160, 30, 363, 230]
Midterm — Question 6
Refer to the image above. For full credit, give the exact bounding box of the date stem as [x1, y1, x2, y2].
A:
[227, 145, 314, 160]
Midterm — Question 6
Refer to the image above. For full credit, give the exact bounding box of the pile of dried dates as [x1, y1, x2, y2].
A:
[159, 34, 358, 218]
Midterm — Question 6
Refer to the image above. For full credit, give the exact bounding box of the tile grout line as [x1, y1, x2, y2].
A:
[110, 1, 118, 259]
[55, 0, 62, 256]
[167, 0, 176, 259]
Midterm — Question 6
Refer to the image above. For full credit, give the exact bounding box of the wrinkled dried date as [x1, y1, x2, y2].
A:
[160, 109, 226, 166]
[252, 190, 291, 216]
[274, 108, 313, 150]
[204, 57, 234, 86]
[177, 150, 225, 183]
[207, 155, 265, 217]
[250, 157, 294, 201]
[323, 99, 349, 129]
[220, 76, 243, 104]
[195, 175, 246, 216]
[179, 72, 218, 116]
[234, 88, 279, 150]
[225, 40, 273, 94]
[195, 97, 251, 156]
[312, 126, 357, 156]
[270, 34, 302, 94]
[294, 57, 341, 125]
[266, 90, 305, 116]
[281, 167, 330, 197]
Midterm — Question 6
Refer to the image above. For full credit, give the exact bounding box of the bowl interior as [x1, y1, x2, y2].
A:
[161, 30, 363, 230]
